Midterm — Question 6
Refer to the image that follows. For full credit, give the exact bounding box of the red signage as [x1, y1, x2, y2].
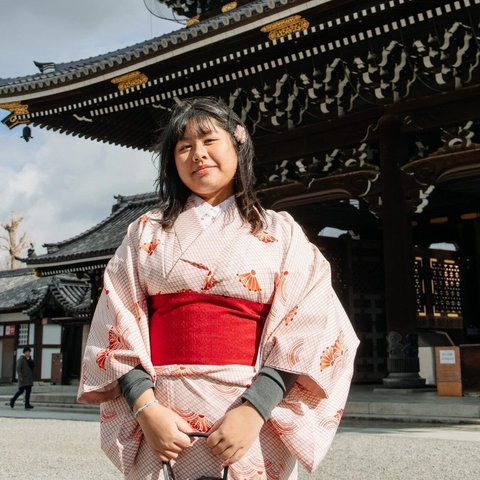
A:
[5, 324, 16, 336]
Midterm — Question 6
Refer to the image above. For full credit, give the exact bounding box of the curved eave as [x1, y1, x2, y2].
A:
[30, 121, 145, 150]
[0, 305, 29, 314]
[0, 0, 302, 102]
[27, 252, 114, 269]
[23, 277, 91, 318]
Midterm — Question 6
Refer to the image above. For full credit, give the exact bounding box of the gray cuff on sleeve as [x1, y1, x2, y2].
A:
[118, 365, 155, 410]
[241, 367, 298, 421]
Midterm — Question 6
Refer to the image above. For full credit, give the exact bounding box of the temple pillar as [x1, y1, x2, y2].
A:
[33, 315, 43, 382]
[88, 268, 104, 316]
[378, 114, 425, 388]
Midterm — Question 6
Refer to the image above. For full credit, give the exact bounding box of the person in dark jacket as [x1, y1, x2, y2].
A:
[10, 346, 35, 409]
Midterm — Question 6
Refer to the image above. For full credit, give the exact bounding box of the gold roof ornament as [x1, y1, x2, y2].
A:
[187, 16, 200, 26]
[111, 71, 149, 91]
[0, 101, 29, 115]
[222, 2, 237, 13]
[260, 15, 310, 41]
[0, 102, 30, 129]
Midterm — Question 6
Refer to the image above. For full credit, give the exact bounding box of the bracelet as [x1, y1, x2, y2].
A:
[134, 399, 159, 418]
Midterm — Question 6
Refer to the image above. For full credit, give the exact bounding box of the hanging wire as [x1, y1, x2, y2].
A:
[143, 0, 188, 25]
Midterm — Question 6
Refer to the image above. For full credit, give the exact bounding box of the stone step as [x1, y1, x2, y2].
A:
[1, 393, 98, 411]
[345, 400, 480, 424]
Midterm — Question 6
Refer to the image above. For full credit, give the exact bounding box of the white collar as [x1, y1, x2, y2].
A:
[188, 194, 235, 228]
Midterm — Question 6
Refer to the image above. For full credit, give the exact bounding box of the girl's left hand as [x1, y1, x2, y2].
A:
[206, 402, 265, 466]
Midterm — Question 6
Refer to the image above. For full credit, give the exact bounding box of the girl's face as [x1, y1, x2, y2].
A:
[174, 119, 238, 206]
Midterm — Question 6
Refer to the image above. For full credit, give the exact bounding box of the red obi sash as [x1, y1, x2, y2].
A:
[148, 292, 270, 366]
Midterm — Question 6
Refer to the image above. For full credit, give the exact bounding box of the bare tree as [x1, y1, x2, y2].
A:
[0, 214, 30, 269]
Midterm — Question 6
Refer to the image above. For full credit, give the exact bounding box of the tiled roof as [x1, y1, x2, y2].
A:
[24, 276, 91, 319]
[27, 192, 158, 266]
[0, 0, 291, 94]
[0, 269, 47, 312]
[3, 0, 475, 156]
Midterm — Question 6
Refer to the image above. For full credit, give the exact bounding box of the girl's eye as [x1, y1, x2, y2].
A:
[177, 144, 191, 152]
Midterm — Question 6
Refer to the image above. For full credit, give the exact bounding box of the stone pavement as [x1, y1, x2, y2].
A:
[1, 383, 479, 480]
[1, 383, 479, 424]
[0, 415, 479, 479]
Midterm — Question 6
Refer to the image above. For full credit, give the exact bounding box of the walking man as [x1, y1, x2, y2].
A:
[10, 346, 35, 409]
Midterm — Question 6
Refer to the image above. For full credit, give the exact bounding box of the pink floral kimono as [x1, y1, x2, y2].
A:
[78, 201, 359, 480]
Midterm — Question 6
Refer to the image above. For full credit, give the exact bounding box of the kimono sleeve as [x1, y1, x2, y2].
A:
[262, 212, 360, 472]
[77, 218, 155, 404]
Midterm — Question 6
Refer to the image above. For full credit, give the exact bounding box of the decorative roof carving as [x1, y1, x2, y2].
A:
[431, 121, 477, 155]
[260, 15, 309, 40]
[221, 2, 237, 13]
[0, 102, 30, 129]
[111, 71, 149, 91]
[0, 101, 29, 115]
[186, 15, 201, 26]
[33, 61, 56, 74]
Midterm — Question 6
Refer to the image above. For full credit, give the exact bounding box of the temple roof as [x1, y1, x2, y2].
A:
[23, 275, 91, 319]
[0, 267, 91, 319]
[3, 0, 478, 158]
[1, 0, 479, 256]
[27, 192, 158, 275]
[0, 269, 47, 313]
[0, 0, 291, 95]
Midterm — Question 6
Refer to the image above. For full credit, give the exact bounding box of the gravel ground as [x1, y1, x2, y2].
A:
[1, 418, 479, 479]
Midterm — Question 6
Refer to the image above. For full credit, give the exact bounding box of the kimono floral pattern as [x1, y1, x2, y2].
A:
[96, 323, 130, 370]
[238, 270, 262, 292]
[78, 202, 359, 479]
[320, 333, 348, 378]
[172, 406, 215, 433]
[140, 239, 160, 256]
[181, 259, 219, 291]
[254, 230, 278, 243]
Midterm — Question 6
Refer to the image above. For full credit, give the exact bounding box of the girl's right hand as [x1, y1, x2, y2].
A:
[135, 400, 194, 462]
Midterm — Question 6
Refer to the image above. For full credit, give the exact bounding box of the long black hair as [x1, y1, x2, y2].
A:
[154, 96, 265, 232]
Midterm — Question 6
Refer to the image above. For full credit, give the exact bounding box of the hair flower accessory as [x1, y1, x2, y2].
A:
[233, 124, 247, 144]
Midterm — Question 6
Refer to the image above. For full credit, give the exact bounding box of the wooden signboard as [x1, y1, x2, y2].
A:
[435, 346, 462, 396]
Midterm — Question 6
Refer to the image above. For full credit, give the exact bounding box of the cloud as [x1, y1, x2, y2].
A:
[0, 1, 177, 267]
[1, 128, 158, 263]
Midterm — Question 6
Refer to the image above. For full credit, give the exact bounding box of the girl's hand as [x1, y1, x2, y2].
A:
[206, 402, 265, 466]
[135, 395, 193, 462]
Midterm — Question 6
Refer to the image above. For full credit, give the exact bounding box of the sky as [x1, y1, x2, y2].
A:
[0, 0, 182, 268]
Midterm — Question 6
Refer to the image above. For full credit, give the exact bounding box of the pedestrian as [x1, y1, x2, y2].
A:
[78, 96, 359, 480]
[10, 346, 35, 409]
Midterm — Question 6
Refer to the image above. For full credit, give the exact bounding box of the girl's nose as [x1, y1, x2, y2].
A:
[192, 142, 207, 162]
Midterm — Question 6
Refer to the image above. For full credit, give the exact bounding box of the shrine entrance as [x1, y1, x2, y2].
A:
[60, 323, 83, 385]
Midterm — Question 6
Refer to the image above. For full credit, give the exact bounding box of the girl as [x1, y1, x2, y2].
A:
[78, 97, 359, 480]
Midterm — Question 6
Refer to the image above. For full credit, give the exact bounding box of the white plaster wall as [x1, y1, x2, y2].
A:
[43, 324, 61, 344]
[41, 347, 62, 379]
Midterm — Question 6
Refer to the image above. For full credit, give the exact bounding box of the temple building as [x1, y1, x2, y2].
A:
[0, 0, 479, 389]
